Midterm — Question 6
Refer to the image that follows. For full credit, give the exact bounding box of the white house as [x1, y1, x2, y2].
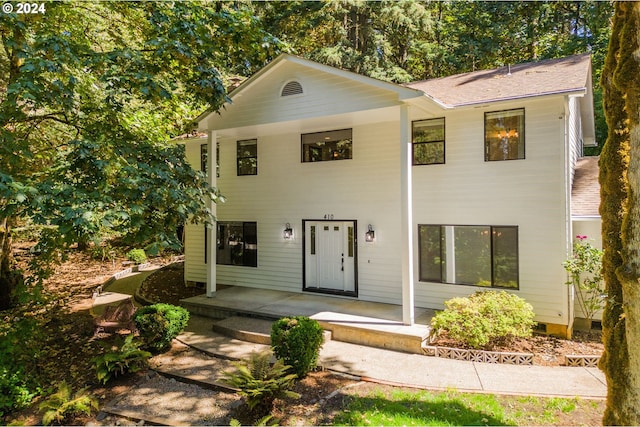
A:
[181, 53, 597, 338]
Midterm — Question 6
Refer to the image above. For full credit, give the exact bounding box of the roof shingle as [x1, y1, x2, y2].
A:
[572, 156, 600, 217]
[406, 54, 591, 107]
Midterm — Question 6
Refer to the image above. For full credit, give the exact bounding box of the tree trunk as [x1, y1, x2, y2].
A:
[599, 2, 640, 424]
[0, 216, 20, 310]
[615, 1, 640, 424]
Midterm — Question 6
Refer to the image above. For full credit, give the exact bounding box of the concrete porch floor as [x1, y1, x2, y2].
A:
[180, 286, 435, 354]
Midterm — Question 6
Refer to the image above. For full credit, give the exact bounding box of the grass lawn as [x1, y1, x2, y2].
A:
[332, 387, 603, 426]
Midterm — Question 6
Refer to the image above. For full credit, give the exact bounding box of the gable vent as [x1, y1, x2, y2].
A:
[281, 81, 303, 97]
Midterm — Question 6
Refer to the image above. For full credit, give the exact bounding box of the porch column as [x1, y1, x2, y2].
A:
[206, 130, 217, 297]
[400, 104, 415, 325]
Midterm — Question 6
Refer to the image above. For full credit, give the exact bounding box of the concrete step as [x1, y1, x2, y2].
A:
[311, 311, 430, 355]
[211, 316, 273, 345]
[209, 313, 428, 354]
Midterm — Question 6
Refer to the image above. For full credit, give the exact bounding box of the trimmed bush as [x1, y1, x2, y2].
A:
[270, 316, 323, 378]
[134, 303, 189, 353]
[430, 291, 536, 349]
[125, 248, 147, 264]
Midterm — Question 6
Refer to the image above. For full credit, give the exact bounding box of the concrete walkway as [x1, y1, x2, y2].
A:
[103, 269, 607, 400]
[179, 315, 607, 400]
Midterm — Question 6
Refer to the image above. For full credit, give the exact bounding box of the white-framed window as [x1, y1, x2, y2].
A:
[413, 118, 445, 165]
[419, 224, 519, 288]
[485, 108, 525, 161]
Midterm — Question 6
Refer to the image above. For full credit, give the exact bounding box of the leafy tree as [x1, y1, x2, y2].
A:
[0, 2, 280, 309]
[598, 1, 640, 424]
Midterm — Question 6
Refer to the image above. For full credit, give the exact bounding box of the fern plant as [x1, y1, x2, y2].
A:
[222, 350, 299, 414]
[38, 382, 98, 426]
[92, 334, 151, 384]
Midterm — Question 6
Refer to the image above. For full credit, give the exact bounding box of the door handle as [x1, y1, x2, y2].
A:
[341, 254, 344, 271]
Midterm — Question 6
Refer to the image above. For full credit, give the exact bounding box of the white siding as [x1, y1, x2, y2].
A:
[568, 96, 584, 185]
[411, 98, 572, 325]
[185, 60, 586, 328]
[203, 62, 402, 131]
[182, 138, 207, 284]
[213, 120, 404, 303]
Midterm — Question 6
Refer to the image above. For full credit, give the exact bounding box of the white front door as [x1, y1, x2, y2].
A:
[304, 221, 356, 294]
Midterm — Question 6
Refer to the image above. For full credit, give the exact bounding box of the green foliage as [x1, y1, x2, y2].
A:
[38, 382, 98, 426]
[333, 387, 599, 426]
[92, 334, 151, 384]
[0, 368, 37, 418]
[222, 350, 299, 414]
[563, 236, 606, 321]
[134, 303, 189, 353]
[125, 248, 147, 264]
[90, 243, 118, 262]
[270, 316, 323, 378]
[430, 291, 536, 349]
[0, 316, 44, 415]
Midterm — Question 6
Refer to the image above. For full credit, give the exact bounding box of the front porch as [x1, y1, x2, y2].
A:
[180, 286, 434, 354]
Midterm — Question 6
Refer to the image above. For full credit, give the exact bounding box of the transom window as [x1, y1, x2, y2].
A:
[413, 118, 445, 165]
[217, 221, 257, 267]
[302, 129, 352, 162]
[418, 224, 519, 289]
[237, 139, 257, 175]
[485, 108, 525, 161]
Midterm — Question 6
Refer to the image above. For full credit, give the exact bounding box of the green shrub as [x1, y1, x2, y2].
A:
[563, 236, 606, 321]
[222, 350, 299, 415]
[125, 248, 147, 264]
[92, 334, 151, 384]
[270, 316, 323, 378]
[134, 303, 189, 353]
[430, 291, 536, 349]
[39, 382, 98, 426]
[0, 368, 37, 417]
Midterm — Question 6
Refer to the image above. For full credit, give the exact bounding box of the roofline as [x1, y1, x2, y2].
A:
[194, 53, 425, 126]
[443, 87, 587, 109]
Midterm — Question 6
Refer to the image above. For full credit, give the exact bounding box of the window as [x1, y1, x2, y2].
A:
[237, 139, 257, 175]
[418, 225, 518, 288]
[302, 129, 352, 162]
[485, 108, 525, 161]
[200, 142, 220, 177]
[217, 221, 257, 267]
[413, 118, 445, 165]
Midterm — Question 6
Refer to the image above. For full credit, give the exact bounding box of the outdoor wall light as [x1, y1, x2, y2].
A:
[365, 224, 375, 242]
[283, 223, 294, 240]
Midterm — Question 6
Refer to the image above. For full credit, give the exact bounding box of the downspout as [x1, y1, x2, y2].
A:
[206, 130, 217, 297]
[400, 104, 415, 325]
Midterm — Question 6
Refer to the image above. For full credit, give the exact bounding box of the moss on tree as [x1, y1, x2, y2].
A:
[599, 2, 640, 424]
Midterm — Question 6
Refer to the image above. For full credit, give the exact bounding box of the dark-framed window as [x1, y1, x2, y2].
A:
[237, 139, 257, 175]
[302, 129, 352, 162]
[485, 108, 525, 161]
[418, 224, 518, 289]
[216, 221, 257, 267]
[413, 118, 445, 165]
[200, 142, 220, 177]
